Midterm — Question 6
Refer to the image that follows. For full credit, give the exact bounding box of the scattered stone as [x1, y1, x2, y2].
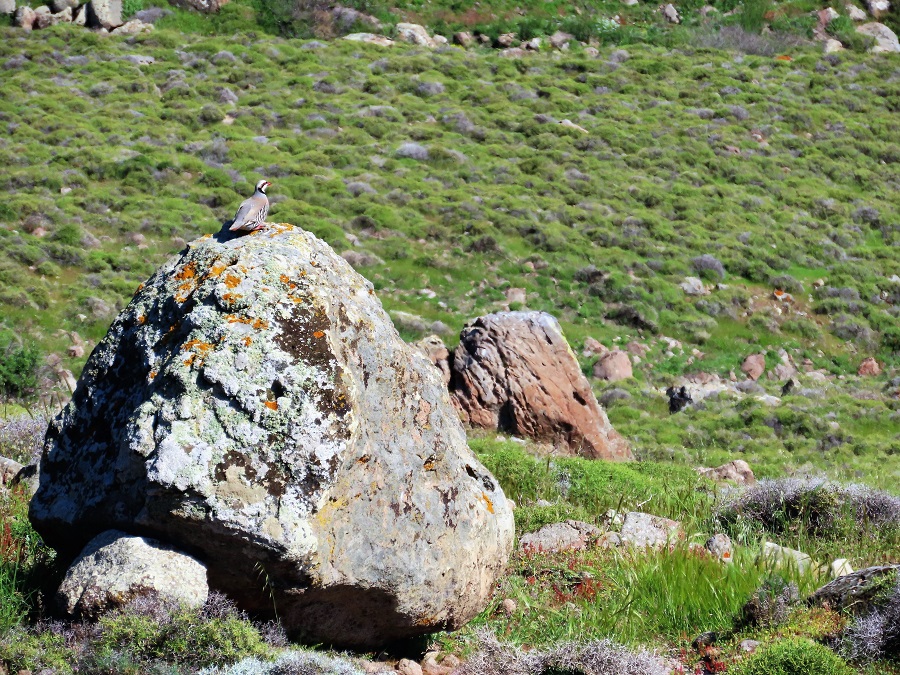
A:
[771, 362, 797, 380]
[14, 5, 35, 29]
[396, 23, 435, 47]
[662, 3, 681, 23]
[549, 30, 575, 49]
[845, 3, 867, 19]
[740, 639, 760, 653]
[857, 21, 900, 51]
[133, 6, 172, 22]
[858, 357, 881, 376]
[700, 4, 718, 16]
[598, 531, 622, 548]
[522, 37, 541, 50]
[343, 33, 394, 47]
[30, 224, 514, 649]
[396, 659, 423, 675]
[625, 341, 648, 357]
[413, 335, 451, 387]
[453, 31, 474, 47]
[620, 512, 681, 548]
[864, 0, 890, 17]
[706, 534, 734, 563]
[505, 287, 526, 306]
[698, 460, 756, 485]
[87, 0, 122, 29]
[819, 6, 840, 23]
[593, 350, 632, 382]
[741, 353, 766, 381]
[582, 337, 608, 357]
[67, 344, 85, 359]
[451, 311, 632, 460]
[559, 119, 589, 134]
[501, 598, 517, 615]
[168, 0, 229, 12]
[584, 46, 600, 57]
[500, 47, 527, 58]
[680, 277, 708, 296]
[519, 520, 603, 553]
[808, 565, 899, 613]
[390, 310, 427, 333]
[341, 250, 383, 268]
[599, 388, 631, 408]
[0, 0, 14, 14]
[111, 19, 153, 35]
[762, 541, 813, 573]
[830, 558, 854, 578]
[0, 456, 24, 488]
[49, 0, 76, 11]
[57, 530, 208, 619]
[497, 32, 517, 47]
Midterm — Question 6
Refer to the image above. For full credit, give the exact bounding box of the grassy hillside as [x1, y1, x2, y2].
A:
[1, 23, 899, 485]
[1, 12, 900, 674]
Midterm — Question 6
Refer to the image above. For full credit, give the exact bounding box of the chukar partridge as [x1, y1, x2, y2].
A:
[229, 179, 270, 232]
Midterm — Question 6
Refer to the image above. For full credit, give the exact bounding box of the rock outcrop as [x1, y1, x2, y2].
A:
[450, 311, 632, 460]
[808, 565, 899, 612]
[697, 460, 756, 485]
[168, 0, 229, 12]
[87, 0, 122, 29]
[58, 530, 208, 619]
[30, 224, 514, 648]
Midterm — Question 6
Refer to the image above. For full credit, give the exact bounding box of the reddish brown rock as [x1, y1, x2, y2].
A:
[451, 312, 632, 460]
[741, 353, 766, 381]
[858, 357, 881, 377]
[582, 336, 608, 357]
[593, 350, 633, 382]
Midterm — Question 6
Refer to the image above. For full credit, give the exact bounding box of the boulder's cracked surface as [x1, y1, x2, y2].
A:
[451, 311, 632, 460]
[30, 224, 514, 648]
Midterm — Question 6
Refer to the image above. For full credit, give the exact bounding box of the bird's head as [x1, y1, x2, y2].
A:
[256, 179, 271, 194]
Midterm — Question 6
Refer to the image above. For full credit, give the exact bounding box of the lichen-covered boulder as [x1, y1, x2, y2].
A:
[30, 224, 514, 648]
[450, 311, 632, 460]
[58, 530, 208, 619]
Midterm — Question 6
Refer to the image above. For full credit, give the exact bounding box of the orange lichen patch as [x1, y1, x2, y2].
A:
[423, 459, 435, 471]
[242, 336, 252, 347]
[137, 314, 146, 325]
[134, 282, 145, 296]
[265, 401, 278, 411]
[313, 330, 325, 339]
[223, 273, 242, 289]
[148, 370, 157, 380]
[183, 355, 196, 367]
[775, 54, 792, 61]
[225, 315, 269, 330]
[174, 262, 197, 282]
[481, 493, 495, 514]
[221, 292, 243, 303]
[181, 339, 215, 360]
[207, 262, 228, 278]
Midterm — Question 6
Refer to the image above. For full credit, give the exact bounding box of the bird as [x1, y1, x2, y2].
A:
[229, 179, 270, 232]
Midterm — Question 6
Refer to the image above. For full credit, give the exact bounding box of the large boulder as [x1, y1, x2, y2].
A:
[592, 350, 633, 382]
[0, 0, 15, 14]
[450, 312, 632, 460]
[58, 530, 208, 619]
[808, 565, 899, 612]
[30, 224, 514, 648]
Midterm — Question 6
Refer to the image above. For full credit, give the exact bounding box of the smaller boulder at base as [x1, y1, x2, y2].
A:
[57, 530, 208, 619]
[450, 311, 632, 460]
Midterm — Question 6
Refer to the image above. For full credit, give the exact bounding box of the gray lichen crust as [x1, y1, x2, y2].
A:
[30, 224, 514, 648]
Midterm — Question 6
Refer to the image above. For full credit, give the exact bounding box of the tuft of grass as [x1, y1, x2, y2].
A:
[728, 638, 854, 675]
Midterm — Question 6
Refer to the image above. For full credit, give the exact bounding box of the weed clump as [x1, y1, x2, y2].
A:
[715, 478, 900, 538]
[0, 415, 47, 465]
[728, 638, 853, 675]
[454, 629, 667, 675]
[740, 576, 799, 628]
[841, 576, 900, 663]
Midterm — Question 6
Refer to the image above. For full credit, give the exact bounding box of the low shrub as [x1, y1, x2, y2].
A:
[728, 638, 853, 675]
[453, 629, 667, 675]
[841, 576, 900, 663]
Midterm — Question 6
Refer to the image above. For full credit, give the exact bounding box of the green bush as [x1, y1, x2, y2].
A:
[0, 335, 39, 402]
[728, 638, 853, 675]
